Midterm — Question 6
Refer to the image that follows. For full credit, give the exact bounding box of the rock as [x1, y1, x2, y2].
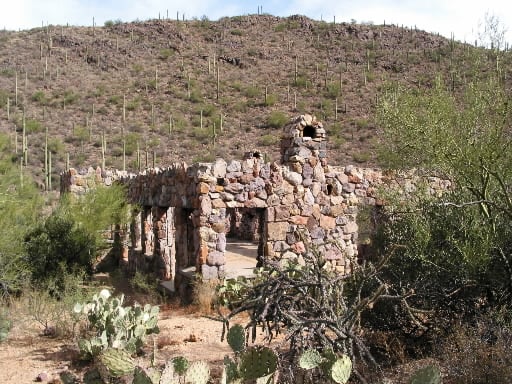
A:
[224, 183, 244, 194]
[343, 221, 358, 234]
[36, 372, 49, 382]
[213, 158, 227, 178]
[201, 264, 218, 280]
[320, 214, 336, 230]
[310, 226, 325, 239]
[207, 251, 225, 266]
[267, 222, 289, 241]
[342, 183, 356, 193]
[273, 241, 290, 252]
[226, 160, 241, 172]
[275, 205, 291, 220]
[284, 170, 302, 186]
[216, 233, 226, 252]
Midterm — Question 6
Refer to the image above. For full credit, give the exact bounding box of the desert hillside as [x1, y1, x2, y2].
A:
[0, 14, 507, 187]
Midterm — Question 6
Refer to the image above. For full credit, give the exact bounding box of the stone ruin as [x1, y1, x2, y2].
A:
[61, 114, 451, 294]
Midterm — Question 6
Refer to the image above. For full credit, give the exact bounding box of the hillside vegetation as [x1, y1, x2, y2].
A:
[1, 14, 509, 187]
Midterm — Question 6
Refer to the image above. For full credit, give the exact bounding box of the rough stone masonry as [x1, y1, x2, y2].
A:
[61, 114, 451, 292]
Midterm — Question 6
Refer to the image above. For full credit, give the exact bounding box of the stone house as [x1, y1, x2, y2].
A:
[62, 114, 448, 294]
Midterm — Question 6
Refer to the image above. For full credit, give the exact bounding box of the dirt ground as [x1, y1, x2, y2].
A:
[0, 304, 262, 383]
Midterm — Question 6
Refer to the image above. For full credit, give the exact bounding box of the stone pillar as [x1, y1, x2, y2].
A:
[142, 206, 153, 256]
[132, 210, 142, 250]
[152, 206, 174, 280]
[166, 207, 176, 282]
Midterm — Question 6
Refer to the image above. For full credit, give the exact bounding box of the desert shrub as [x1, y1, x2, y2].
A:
[108, 94, 122, 105]
[31, 90, 47, 104]
[0, 89, 8, 106]
[25, 185, 130, 289]
[23, 270, 88, 337]
[263, 93, 278, 107]
[258, 134, 278, 146]
[24, 118, 43, 133]
[25, 214, 96, 287]
[47, 137, 65, 154]
[0, 307, 12, 343]
[243, 85, 259, 98]
[63, 90, 79, 104]
[0, 134, 42, 294]
[352, 151, 371, 163]
[266, 111, 288, 128]
[159, 48, 174, 60]
[373, 76, 512, 338]
[440, 319, 512, 383]
[124, 132, 140, 156]
[325, 83, 341, 99]
[192, 278, 219, 314]
[198, 103, 216, 117]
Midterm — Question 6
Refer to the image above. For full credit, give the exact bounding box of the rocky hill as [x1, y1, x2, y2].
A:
[0, 14, 506, 188]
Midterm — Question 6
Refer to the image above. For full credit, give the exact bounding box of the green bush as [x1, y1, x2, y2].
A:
[25, 185, 129, 289]
[0, 308, 12, 343]
[266, 111, 288, 128]
[258, 134, 278, 146]
[243, 85, 259, 98]
[31, 90, 47, 104]
[25, 214, 96, 287]
[25, 118, 43, 133]
[0, 134, 42, 293]
[159, 48, 174, 60]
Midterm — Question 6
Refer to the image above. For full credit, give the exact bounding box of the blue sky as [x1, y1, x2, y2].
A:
[1, 0, 511, 44]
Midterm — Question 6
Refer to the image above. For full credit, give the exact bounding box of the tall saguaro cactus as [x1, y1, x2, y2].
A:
[44, 127, 49, 190]
[22, 110, 28, 166]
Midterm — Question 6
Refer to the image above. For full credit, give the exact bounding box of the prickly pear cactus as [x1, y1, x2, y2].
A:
[329, 355, 352, 384]
[172, 356, 190, 375]
[298, 349, 324, 370]
[239, 347, 278, 380]
[133, 366, 161, 384]
[184, 360, 210, 384]
[96, 348, 135, 382]
[222, 356, 242, 384]
[409, 365, 441, 384]
[160, 359, 176, 384]
[256, 373, 275, 384]
[227, 324, 245, 353]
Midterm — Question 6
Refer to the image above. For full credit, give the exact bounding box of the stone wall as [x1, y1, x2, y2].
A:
[60, 114, 451, 291]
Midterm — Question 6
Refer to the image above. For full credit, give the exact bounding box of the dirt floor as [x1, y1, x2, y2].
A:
[0, 302, 265, 383]
[0, 263, 277, 384]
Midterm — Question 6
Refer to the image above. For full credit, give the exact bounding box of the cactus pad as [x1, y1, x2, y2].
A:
[409, 365, 441, 384]
[160, 360, 176, 384]
[184, 361, 210, 384]
[172, 356, 190, 375]
[330, 355, 352, 384]
[96, 348, 135, 381]
[133, 366, 161, 384]
[227, 324, 245, 353]
[239, 347, 278, 380]
[223, 356, 240, 383]
[298, 349, 324, 369]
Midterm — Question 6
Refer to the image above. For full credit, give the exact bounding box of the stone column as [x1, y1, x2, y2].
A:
[142, 206, 153, 256]
[166, 207, 176, 282]
[152, 206, 173, 280]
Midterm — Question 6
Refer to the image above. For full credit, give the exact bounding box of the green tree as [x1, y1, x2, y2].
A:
[0, 134, 42, 295]
[374, 74, 512, 330]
